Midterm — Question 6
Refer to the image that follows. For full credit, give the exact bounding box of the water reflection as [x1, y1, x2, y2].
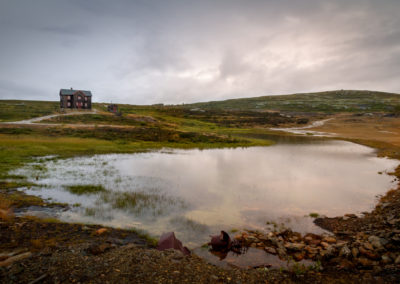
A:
[13, 140, 398, 247]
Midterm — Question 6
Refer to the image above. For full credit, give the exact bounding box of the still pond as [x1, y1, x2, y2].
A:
[14, 139, 398, 248]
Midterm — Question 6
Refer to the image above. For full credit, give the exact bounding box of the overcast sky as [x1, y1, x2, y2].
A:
[0, 0, 399, 104]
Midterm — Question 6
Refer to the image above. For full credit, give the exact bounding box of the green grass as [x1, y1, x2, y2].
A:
[0, 100, 59, 122]
[66, 185, 107, 195]
[40, 113, 156, 127]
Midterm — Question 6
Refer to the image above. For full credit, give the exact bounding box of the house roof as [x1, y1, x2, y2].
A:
[60, 89, 92, 97]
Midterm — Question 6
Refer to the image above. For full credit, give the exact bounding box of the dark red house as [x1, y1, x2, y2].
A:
[60, 88, 92, 109]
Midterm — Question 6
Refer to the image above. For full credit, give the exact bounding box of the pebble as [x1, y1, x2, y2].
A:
[339, 245, 351, 258]
[96, 228, 108, 235]
[363, 242, 374, 251]
[323, 236, 337, 244]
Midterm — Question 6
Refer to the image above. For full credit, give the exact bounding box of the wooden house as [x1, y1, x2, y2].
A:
[60, 88, 92, 109]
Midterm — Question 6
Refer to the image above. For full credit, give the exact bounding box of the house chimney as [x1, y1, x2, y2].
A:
[70, 87, 73, 90]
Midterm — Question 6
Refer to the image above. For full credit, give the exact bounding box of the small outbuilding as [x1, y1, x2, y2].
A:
[107, 104, 118, 113]
[60, 88, 92, 109]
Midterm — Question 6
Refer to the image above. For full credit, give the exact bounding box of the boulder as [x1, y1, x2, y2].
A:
[208, 231, 231, 252]
[157, 232, 190, 256]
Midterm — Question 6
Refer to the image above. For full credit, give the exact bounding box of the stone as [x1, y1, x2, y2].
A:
[359, 246, 380, 260]
[293, 252, 305, 261]
[381, 254, 392, 264]
[337, 259, 355, 270]
[246, 235, 257, 242]
[320, 242, 330, 249]
[96, 228, 108, 235]
[325, 245, 336, 258]
[234, 235, 242, 241]
[305, 246, 318, 255]
[368, 235, 385, 249]
[395, 255, 400, 264]
[351, 247, 359, 258]
[363, 242, 374, 251]
[284, 242, 305, 251]
[388, 218, 400, 225]
[264, 247, 277, 255]
[159, 232, 190, 255]
[339, 245, 351, 258]
[87, 243, 112, 255]
[358, 257, 373, 267]
[323, 236, 337, 244]
[304, 236, 313, 243]
[309, 239, 321, 246]
[269, 237, 279, 246]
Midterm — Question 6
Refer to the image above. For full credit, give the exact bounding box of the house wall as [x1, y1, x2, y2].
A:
[60, 92, 91, 109]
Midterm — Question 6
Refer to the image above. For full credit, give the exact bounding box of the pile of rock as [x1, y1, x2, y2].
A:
[234, 228, 400, 270]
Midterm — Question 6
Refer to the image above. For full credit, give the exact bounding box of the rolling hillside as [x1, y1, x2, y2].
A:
[184, 90, 400, 113]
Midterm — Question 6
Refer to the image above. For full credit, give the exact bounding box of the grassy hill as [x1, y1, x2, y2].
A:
[184, 90, 400, 113]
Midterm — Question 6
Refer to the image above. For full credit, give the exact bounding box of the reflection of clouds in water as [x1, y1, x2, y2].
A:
[12, 142, 398, 247]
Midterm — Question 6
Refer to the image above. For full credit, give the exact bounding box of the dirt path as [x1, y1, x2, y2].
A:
[270, 118, 334, 136]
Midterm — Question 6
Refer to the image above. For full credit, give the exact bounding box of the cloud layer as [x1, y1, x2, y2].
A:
[0, 0, 399, 104]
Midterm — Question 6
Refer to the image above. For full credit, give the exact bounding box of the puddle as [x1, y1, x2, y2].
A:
[11, 140, 398, 247]
[193, 247, 313, 269]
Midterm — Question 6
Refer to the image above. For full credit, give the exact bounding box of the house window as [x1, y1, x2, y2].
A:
[84, 103, 87, 107]
[84, 97, 88, 101]
[67, 102, 71, 107]
[68, 95, 72, 100]
[78, 96, 82, 101]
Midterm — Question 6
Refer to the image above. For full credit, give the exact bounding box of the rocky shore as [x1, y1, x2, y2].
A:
[230, 165, 400, 282]
[1, 216, 394, 283]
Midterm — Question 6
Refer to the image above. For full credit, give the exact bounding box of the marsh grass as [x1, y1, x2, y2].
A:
[66, 185, 106, 195]
[101, 190, 187, 216]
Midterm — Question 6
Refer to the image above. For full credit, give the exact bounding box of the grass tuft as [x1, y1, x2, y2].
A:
[66, 185, 106, 195]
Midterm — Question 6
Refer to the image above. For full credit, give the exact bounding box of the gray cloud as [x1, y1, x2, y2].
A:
[0, 0, 399, 104]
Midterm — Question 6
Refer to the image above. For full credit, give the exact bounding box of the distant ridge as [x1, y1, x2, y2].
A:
[184, 90, 400, 113]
